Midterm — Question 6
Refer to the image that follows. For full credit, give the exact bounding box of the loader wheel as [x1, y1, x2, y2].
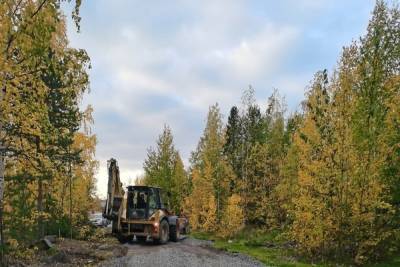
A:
[169, 224, 180, 242]
[183, 225, 190, 235]
[153, 220, 169, 244]
[117, 234, 132, 244]
[136, 236, 147, 243]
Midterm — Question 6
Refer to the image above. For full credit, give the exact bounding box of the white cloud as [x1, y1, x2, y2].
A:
[220, 25, 299, 80]
[69, 2, 302, 197]
[116, 68, 171, 94]
[96, 164, 144, 199]
[64, 0, 374, 198]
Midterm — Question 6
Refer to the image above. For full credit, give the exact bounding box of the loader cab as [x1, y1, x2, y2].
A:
[126, 186, 171, 220]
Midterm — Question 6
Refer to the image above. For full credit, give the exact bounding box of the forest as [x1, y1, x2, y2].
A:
[140, 1, 400, 265]
[0, 0, 399, 266]
[0, 0, 98, 260]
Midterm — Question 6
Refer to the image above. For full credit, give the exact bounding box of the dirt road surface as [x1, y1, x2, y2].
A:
[99, 237, 264, 267]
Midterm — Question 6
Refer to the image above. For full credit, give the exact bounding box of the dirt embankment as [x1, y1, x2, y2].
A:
[10, 236, 127, 267]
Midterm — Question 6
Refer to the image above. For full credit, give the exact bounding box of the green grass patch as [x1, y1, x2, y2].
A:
[367, 255, 400, 267]
[190, 231, 215, 241]
[190, 228, 400, 267]
[190, 227, 326, 267]
[213, 239, 321, 267]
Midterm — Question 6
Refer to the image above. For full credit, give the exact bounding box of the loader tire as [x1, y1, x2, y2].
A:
[153, 220, 169, 244]
[117, 234, 132, 244]
[169, 224, 180, 242]
[183, 224, 190, 235]
[136, 236, 147, 243]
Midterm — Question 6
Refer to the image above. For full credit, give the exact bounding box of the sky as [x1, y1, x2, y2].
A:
[64, 0, 376, 198]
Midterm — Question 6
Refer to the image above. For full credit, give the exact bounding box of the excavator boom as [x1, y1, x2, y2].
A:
[103, 158, 125, 220]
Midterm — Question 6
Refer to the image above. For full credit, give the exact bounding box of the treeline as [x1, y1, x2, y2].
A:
[0, 0, 97, 253]
[141, 1, 400, 264]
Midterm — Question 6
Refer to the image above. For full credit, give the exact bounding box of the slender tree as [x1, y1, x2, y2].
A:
[224, 106, 242, 191]
[143, 125, 186, 213]
[187, 104, 234, 224]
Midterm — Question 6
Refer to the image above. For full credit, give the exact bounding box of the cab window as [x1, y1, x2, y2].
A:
[148, 189, 158, 215]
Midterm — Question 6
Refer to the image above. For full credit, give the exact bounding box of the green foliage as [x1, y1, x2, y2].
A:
[0, 0, 98, 253]
[239, 90, 288, 226]
[224, 106, 242, 190]
[8, 0, 400, 266]
[187, 1, 400, 265]
[219, 194, 244, 238]
[185, 167, 217, 231]
[288, 2, 400, 263]
[188, 104, 233, 222]
[143, 125, 188, 213]
[184, 104, 244, 236]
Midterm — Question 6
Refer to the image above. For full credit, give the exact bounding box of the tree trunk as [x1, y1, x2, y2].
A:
[34, 135, 44, 239]
[69, 161, 73, 239]
[0, 82, 5, 263]
[0, 147, 4, 263]
[37, 178, 44, 239]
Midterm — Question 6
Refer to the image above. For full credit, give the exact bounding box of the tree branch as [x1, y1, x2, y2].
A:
[31, 0, 48, 19]
[5, 0, 48, 56]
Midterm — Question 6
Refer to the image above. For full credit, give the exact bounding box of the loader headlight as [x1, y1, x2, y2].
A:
[154, 222, 159, 227]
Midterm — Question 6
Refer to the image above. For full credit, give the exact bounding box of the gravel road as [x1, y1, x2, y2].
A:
[99, 237, 265, 267]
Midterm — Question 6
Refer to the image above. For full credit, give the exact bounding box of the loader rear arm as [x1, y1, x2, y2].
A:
[103, 158, 125, 220]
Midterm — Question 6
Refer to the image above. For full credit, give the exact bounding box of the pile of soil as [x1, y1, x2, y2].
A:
[11, 237, 128, 267]
[46, 238, 127, 266]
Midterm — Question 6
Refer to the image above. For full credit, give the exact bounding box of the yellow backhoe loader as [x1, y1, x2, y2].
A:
[103, 158, 189, 244]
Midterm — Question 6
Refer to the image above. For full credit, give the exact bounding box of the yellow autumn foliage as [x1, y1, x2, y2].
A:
[218, 194, 244, 238]
[184, 167, 217, 232]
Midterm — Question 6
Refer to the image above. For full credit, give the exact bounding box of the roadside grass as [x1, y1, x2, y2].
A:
[368, 255, 400, 267]
[190, 228, 326, 267]
[213, 240, 317, 267]
[190, 228, 400, 267]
